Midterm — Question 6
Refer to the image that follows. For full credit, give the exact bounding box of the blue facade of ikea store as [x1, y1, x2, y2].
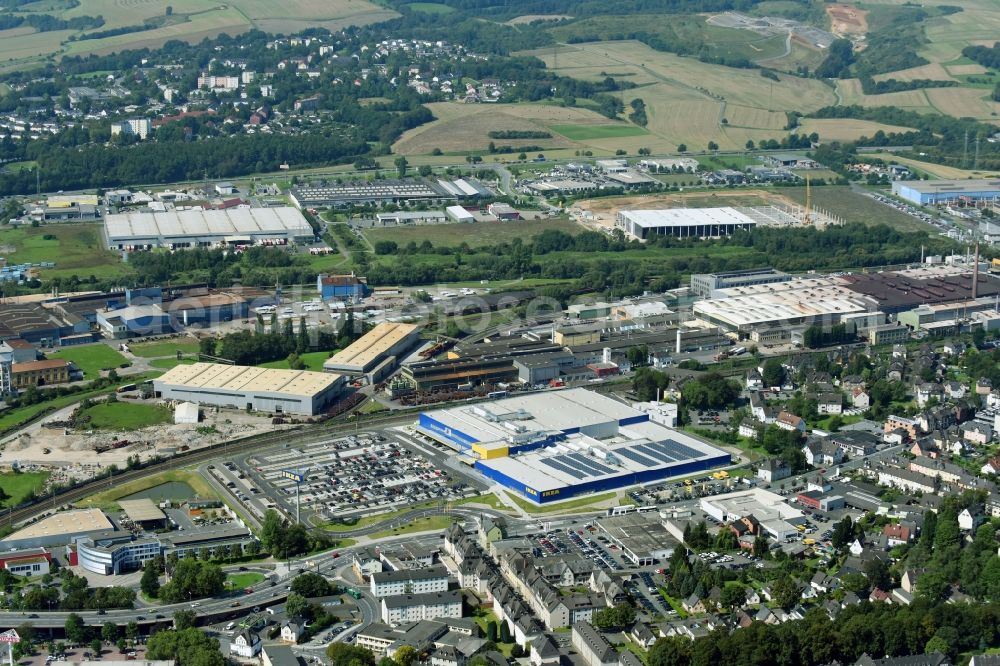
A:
[474, 451, 731, 504]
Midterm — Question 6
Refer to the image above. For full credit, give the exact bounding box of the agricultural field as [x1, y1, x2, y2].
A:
[871, 63, 956, 82]
[519, 40, 836, 152]
[859, 154, 1000, 180]
[549, 124, 648, 140]
[925, 87, 1000, 121]
[362, 217, 585, 248]
[405, 3, 455, 14]
[798, 118, 918, 143]
[77, 401, 173, 431]
[835, 79, 933, 112]
[0, 0, 396, 68]
[0, 223, 128, 280]
[547, 15, 791, 66]
[393, 102, 614, 155]
[48, 344, 130, 380]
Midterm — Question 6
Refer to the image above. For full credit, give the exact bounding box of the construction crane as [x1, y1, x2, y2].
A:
[804, 173, 813, 226]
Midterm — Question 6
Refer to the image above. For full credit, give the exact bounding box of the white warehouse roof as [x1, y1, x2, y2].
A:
[618, 207, 757, 229]
[105, 207, 310, 242]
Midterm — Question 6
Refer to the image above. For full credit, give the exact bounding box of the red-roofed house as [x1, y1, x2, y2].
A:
[883, 524, 912, 547]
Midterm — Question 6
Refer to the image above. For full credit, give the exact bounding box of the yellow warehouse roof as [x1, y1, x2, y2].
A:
[6, 508, 112, 540]
[324, 322, 419, 370]
[155, 362, 341, 397]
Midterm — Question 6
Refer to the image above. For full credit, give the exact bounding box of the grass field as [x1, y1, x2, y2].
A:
[362, 218, 584, 248]
[259, 350, 332, 371]
[149, 358, 197, 370]
[225, 572, 265, 590]
[406, 2, 455, 13]
[0, 0, 397, 68]
[548, 123, 648, 140]
[49, 344, 129, 380]
[780, 185, 933, 232]
[0, 223, 127, 280]
[367, 516, 456, 539]
[78, 401, 173, 430]
[76, 468, 215, 511]
[128, 340, 201, 358]
[0, 471, 49, 508]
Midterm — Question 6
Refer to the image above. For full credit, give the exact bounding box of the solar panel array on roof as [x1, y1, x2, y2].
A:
[635, 439, 703, 464]
[618, 447, 658, 467]
[564, 453, 615, 476]
[542, 457, 587, 480]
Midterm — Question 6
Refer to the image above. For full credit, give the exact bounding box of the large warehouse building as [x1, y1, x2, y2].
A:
[417, 389, 730, 503]
[153, 362, 345, 415]
[323, 322, 421, 382]
[289, 178, 490, 209]
[891, 179, 1000, 206]
[104, 207, 314, 251]
[616, 207, 757, 240]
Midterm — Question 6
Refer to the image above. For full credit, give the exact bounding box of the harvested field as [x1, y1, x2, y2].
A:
[922, 3, 1000, 64]
[393, 102, 604, 155]
[872, 63, 956, 82]
[534, 41, 837, 113]
[827, 3, 868, 35]
[798, 118, 917, 142]
[926, 86, 1000, 120]
[506, 14, 572, 24]
[946, 64, 989, 76]
[835, 79, 933, 110]
[723, 105, 788, 130]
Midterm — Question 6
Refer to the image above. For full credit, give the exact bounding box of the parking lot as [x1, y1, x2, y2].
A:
[228, 433, 477, 524]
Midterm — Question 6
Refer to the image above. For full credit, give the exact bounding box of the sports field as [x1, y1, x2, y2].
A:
[0, 223, 127, 280]
[362, 218, 585, 248]
[0, 0, 396, 67]
[49, 344, 130, 380]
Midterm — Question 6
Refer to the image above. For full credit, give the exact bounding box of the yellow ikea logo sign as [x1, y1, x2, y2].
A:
[524, 487, 539, 496]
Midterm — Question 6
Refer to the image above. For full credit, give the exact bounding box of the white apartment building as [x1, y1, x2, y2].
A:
[370, 565, 450, 598]
[380, 591, 463, 625]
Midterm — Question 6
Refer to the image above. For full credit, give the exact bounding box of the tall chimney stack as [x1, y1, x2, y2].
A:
[973, 241, 980, 300]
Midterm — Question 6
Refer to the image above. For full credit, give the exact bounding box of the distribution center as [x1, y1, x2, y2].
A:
[153, 362, 345, 415]
[417, 388, 730, 503]
[104, 207, 314, 251]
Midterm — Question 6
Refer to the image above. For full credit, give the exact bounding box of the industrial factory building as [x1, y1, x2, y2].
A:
[289, 178, 490, 209]
[418, 389, 730, 503]
[892, 179, 1000, 206]
[153, 362, 345, 415]
[104, 207, 314, 251]
[323, 322, 422, 382]
[616, 208, 757, 240]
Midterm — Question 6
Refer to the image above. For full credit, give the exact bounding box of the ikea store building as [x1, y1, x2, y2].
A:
[417, 389, 730, 503]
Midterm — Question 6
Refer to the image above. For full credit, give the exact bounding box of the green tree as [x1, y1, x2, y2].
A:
[291, 572, 334, 598]
[499, 620, 511, 643]
[761, 358, 785, 388]
[720, 584, 747, 609]
[140, 559, 160, 598]
[173, 610, 197, 630]
[486, 620, 498, 642]
[285, 592, 309, 621]
[771, 576, 800, 610]
[101, 622, 117, 644]
[65, 614, 86, 645]
[146, 628, 224, 666]
[90, 639, 102, 656]
[326, 643, 376, 666]
[395, 645, 417, 666]
[676, 144, 687, 152]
